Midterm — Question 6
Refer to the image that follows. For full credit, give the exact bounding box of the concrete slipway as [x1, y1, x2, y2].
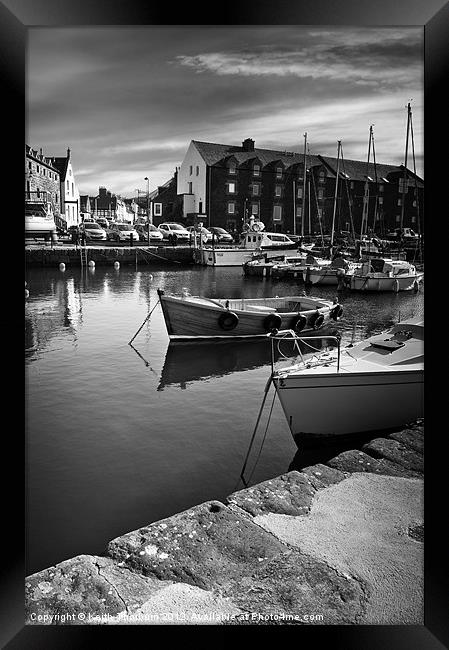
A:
[25, 422, 424, 626]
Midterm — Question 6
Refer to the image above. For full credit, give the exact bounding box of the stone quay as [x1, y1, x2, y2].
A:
[25, 421, 423, 626]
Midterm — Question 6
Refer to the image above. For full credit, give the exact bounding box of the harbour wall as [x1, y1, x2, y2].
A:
[25, 420, 423, 626]
[25, 245, 195, 267]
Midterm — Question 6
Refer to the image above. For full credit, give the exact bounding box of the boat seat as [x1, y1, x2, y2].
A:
[370, 339, 405, 351]
[246, 305, 277, 312]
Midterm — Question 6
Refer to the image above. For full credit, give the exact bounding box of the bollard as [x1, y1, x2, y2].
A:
[88, 260, 95, 268]
[59, 263, 66, 271]
[114, 261, 120, 269]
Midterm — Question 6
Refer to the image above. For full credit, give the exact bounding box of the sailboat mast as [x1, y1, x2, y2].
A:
[302, 132, 307, 238]
[361, 126, 373, 239]
[330, 140, 341, 248]
[400, 102, 412, 232]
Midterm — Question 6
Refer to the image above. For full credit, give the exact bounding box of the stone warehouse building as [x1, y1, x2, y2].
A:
[176, 138, 424, 237]
[25, 145, 61, 225]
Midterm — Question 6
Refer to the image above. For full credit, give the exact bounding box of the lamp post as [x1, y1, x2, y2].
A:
[144, 176, 150, 245]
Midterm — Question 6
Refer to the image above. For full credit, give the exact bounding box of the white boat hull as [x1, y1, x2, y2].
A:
[274, 369, 423, 443]
[198, 245, 298, 267]
[347, 273, 423, 292]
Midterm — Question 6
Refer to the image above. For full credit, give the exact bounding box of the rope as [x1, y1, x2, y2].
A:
[244, 389, 277, 485]
[239, 375, 273, 486]
[136, 247, 181, 264]
[128, 298, 160, 345]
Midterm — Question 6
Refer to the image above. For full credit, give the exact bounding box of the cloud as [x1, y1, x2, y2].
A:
[174, 28, 422, 89]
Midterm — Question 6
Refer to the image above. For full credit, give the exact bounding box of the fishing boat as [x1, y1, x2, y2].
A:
[343, 257, 423, 292]
[270, 316, 423, 446]
[157, 288, 343, 341]
[25, 214, 58, 239]
[195, 218, 299, 267]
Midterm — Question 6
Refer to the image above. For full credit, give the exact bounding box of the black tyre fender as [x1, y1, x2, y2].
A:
[218, 311, 239, 331]
[309, 310, 325, 329]
[292, 314, 307, 333]
[330, 304, 344, 320]
[263, 313, 282, 332]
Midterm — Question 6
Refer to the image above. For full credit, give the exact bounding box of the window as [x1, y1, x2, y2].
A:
[43, 168, 46, 176]
[318, 189, 324, 200]
[227, 182, 236, 194]
[228, 164, 236, 174]
[350, 181, 355, 189]
[411, 216, 416, 223]
[276, 167, 283, 179]
[379, 183, 384, 193]
[296, 206, 302, 218]
[188, 182, 193, 193]
[273, 205, 282, 221]
[253, 164, 260, 177]
[72, 183, 74, 196]
[396, 215, 401, 223]
[297, 187, 303, 199]
[275, 185, 282, 197]
[154, 203, 162, 216]
[251, 203, 259, 215]
[189, 165, 193, 175]
[196, 166, 199, 176]
[228, 202, 235, 214]
[252, 183, 260, 196]
[69, 169, 72, 176]
[28, 162, 32, 170]
[66, 180, 69, 191]
[37, 165, 40, 173]
[379, 197, 383, 205]
[397, 198, 402, 206]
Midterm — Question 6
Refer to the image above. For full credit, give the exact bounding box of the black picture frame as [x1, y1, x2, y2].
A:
[4, 0, 446, 647]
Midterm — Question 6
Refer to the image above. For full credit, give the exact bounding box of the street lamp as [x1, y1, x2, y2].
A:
[144, 176, 150, 246]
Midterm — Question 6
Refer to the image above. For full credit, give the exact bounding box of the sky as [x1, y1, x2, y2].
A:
[26, 26, 424, 198]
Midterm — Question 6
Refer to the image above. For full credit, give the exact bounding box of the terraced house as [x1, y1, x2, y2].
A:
[176, 138, 424, 238]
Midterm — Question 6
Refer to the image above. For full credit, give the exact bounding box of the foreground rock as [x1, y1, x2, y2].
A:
[25, 422, 424, 625]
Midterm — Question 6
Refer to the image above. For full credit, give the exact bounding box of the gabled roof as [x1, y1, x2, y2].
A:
[51, 156, 69, 180]
[319, 155, 424, 186]
[192, 140, 322, 169]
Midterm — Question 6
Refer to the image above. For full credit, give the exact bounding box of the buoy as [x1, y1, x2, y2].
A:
[59, 263, 66, 271]
[25, 289, 29, 299]
[114, 261, 120, 269]
[88, 260, 95, 268]
[413, 280, 419, 292]
[149, 274, 153, 280]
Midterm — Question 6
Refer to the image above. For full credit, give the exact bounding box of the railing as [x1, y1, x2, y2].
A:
[267, 329, 342, 373]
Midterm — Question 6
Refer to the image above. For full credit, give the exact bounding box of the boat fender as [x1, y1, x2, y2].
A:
[218, 311, 239, 331]
[413, 280, 419, 292]
[263, 313, 282, 332]
[292, 314, 307, 333]
[393, 279, 400, 293]
[331, 304, 344, 320]
[310, 310, 325, 329]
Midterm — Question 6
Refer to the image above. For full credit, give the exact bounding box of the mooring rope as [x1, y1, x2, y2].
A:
[128, 298, 160, 345]
[244, 388, 277, 486]
[239, 375, 273, 486]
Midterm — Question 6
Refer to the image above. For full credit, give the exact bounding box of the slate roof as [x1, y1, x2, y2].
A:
[192, 140, 322, 169]
[191, 140, 423, 184]
[50, 156, 69, 180]
[319, 156, 424, 186]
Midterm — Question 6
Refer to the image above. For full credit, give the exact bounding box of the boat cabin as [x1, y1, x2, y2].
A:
[360, 258, 416, 276]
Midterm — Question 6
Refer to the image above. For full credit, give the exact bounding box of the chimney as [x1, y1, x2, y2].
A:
[67, 147, 71, 158]
[242, 138, 255, 152]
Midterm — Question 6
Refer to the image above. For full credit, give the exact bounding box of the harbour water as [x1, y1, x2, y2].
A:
[25, 264, 424, 575]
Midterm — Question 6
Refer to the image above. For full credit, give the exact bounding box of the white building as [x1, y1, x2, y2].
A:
[51, 148, 80, 228]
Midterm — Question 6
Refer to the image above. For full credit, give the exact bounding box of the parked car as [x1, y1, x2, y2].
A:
[208, 226, 234, 244]
[106, 222, 140, 242]
[79, 221, 107, 242]
[135, 223, 164, 243]
[158, 222, 190, 244]
[96, 217, 110, 229]
[186, 226, 213, 243]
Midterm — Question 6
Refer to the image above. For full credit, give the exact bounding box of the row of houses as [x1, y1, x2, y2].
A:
[25, 145, 136, 229]
[26, 136, 424, 238]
